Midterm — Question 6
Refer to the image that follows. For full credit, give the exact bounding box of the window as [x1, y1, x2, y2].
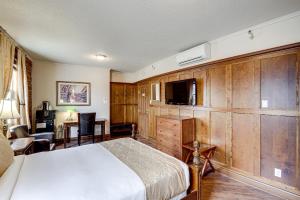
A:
[6, 65, 18, 124]
[6, 65, 17, 100]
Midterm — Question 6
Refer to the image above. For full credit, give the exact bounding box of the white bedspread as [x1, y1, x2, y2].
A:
[10, 144, 146, 200]
[0, 156, 24, 200]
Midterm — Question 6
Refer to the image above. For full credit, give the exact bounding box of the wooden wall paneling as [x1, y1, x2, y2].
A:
[138, 113, 149, 138]
[225, 65, 232, 166]
[298, 51, 300, 113]
[226, 64, 232, 109]
[254, 114, 261, 176]
[110, 83, 125, 124]
[206, 69, 211, 109]
[296, 51, 300, 190]
[160, 107, 168, 116]
[168, 73, 179, 82]
[210, 111, 227, 164]
[179, 109, 193, 117]
[111, 83, 137, 124]
[232, 60, 260, 109]
[137, 84, 144, 113]
[159, 76, 168, 105]
[148, 106, 160, 138]
[232, 113, 259, 175]
[148, 107, 155, 138]
[254, 59, 261, 177]
[181, 118, 196, 145]
[179, 70, 193, 80]
[193, 110, 209, 143]
[193, 69, 207, 107]
[226, 112, 232, 167]
[138, 83, 149, 114]
[111, 84, 125, 104]
[261, 115, 298, 187]
[135, 45, 300, 194]
[125, 84, 137, 104]
[137, 82, 150, 137]
[297, 117, 300, 190]
[111, 105, 125, 124]
[146, 82, 150, 113]
[209, 65, 227, 108]
[261, 53, 297, 110]
[168, 107, 179, 116]
[125, 84, 138, 124]
[140, 83, 146, 113]
[125, 105, 137, 123]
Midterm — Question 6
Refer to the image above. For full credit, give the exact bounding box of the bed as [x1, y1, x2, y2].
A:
[0, 138, 193, 200]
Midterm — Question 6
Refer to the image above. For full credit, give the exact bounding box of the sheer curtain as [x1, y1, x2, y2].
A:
[0, 29, 31, 134]
[17, 48, 31, 129]
[0, 32, 15, 100]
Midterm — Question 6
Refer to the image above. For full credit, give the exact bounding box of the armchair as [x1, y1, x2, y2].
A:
[9, 125, 55, 153]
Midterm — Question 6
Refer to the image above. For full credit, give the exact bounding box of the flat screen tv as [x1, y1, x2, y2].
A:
[165, 78, 196, 106]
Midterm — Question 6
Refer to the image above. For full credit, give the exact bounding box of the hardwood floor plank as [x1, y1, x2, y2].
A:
[201, 172, 283, 200]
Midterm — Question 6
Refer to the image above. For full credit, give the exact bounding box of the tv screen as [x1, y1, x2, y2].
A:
[165, 78, 196, 106]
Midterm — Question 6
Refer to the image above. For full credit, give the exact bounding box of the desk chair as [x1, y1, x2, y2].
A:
[77, 113, 96, 146]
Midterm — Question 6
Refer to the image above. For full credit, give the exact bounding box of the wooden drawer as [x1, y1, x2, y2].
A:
[157, 136, 181, 150]
[157, 131, 180, 144]
[157, 128, 180, 139]
[157, 118, 180, 131]
[157, 144, 181, 159]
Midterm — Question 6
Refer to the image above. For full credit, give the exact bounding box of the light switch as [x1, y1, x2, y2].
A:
[261, 100, 268, 108]
[103, 97, 108, 104]
[274, 168, 281, 178]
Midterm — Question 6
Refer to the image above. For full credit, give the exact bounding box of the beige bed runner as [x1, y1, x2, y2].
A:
[101, 138, 187, 200]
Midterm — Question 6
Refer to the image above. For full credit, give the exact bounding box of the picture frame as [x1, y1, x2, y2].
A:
[56, 81, 91, 106]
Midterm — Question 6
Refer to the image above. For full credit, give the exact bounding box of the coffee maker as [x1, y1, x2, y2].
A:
[35, 101, 56, 143]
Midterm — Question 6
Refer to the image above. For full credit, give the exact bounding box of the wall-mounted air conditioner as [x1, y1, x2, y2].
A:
[176, 43, 211, 66]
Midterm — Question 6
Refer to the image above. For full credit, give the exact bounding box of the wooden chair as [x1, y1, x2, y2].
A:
[77, 113, 96, 146]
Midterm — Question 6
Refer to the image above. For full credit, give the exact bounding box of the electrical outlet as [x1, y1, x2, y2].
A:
[274, 168, 282, 178]
[261, 100, 268, 108]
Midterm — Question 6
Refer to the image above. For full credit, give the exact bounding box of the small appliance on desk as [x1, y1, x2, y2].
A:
[35, 101, 56, 144]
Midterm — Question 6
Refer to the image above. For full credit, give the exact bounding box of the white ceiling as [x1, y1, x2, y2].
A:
[0, 0, 300, 72]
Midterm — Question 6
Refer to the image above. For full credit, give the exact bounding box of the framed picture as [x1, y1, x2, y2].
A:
[56, 81, 91, 106]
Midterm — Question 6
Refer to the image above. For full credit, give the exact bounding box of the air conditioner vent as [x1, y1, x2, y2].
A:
[176, 43, 211, 66]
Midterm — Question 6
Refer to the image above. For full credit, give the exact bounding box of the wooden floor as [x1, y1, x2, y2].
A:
[201, 172, 282, 200]
[55, 136, 283, 200]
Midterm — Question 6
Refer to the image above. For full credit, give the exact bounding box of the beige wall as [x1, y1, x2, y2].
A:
[112, 11, 300, 83]
[32, 60, 110, 138]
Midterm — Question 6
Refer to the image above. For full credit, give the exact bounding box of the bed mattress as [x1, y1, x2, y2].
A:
[0, 138, 189, 200]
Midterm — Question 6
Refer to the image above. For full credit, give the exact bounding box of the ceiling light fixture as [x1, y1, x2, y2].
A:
[96, 53, 108, 61]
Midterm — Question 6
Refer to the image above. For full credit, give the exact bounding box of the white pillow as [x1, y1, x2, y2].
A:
[0, 133, 14, 176]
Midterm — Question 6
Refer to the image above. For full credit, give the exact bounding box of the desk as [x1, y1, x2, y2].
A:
[10, 137, 34, 155]
[182, 142, 216, 177]
[63, 118, 106, 148]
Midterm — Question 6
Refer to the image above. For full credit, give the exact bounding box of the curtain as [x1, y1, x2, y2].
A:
[0, 32, 15, 99]
[17, 48, 31, 129]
